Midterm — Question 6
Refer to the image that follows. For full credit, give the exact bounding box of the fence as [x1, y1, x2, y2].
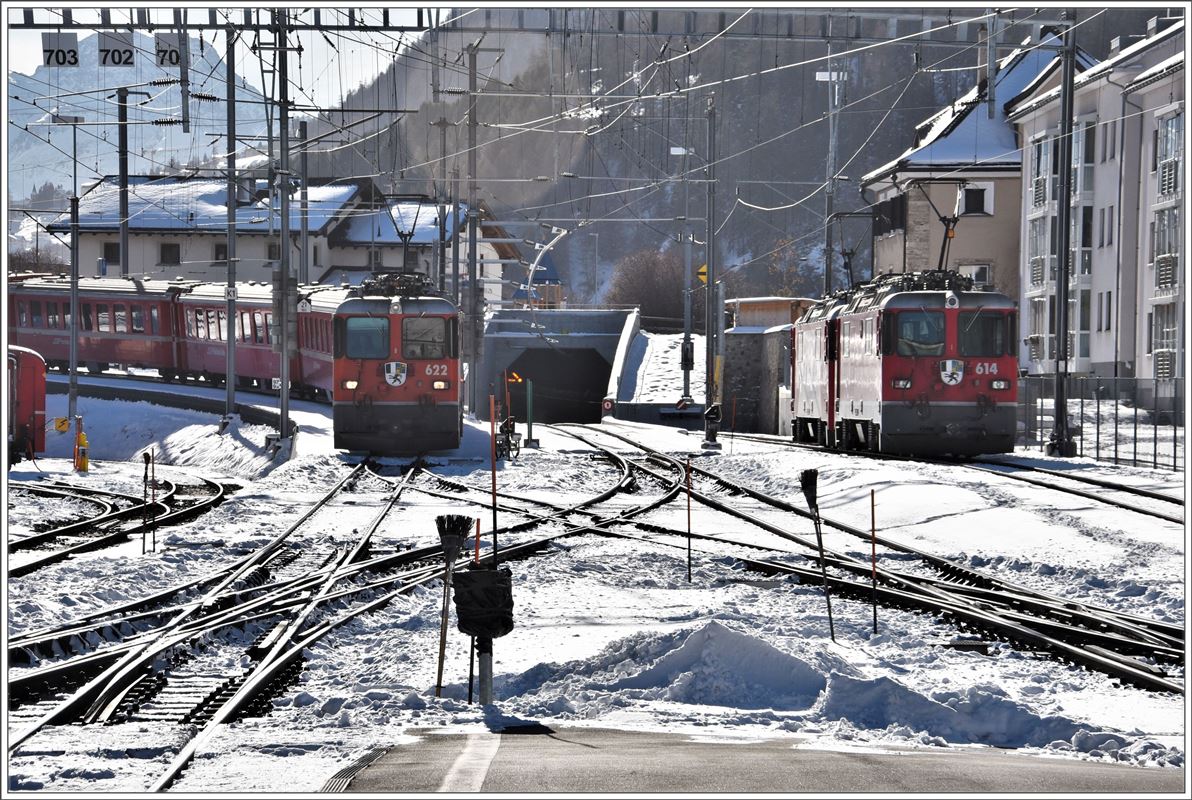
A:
[1018, 376, 1184, 472]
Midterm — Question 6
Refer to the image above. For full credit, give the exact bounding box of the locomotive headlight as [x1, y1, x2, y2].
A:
[432, 380, 450, 390]
[892, 378, 912, 389]
[342, 379, 359, 390]
[990, 379, 1010, 390]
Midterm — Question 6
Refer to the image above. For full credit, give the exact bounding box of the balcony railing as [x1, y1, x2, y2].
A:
[1028, 334, 1045, 361]
[1069, 248, 1092, 279]
[1032, 176, 1047, 207]
[1155, 349, 1176, 380]
[1156, 252, 1179, 288]
[1158, 158, 1181, 197]
[1030, 256, 1045, 286]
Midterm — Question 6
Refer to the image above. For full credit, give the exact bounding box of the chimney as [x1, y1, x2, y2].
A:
[236, 177, 255, 205]
[1109, 36, 1122, 57]
[1147, 15, 1177, 38]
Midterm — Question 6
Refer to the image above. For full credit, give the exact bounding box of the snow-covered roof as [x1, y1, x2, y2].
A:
[46, 176, 363, 235]
[1128, 51, 1185, 90]
[1007, 20, 1184, 119]
[335, 197, 465, 247]
[862, 35, 1095, 186]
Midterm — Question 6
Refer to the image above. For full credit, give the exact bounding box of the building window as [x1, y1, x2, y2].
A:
[160, 242, 181, 265]
[313, 244, 321, 266]
[1109, 119, 1116, 160]
[1097, 208, 1105, 248]
[1146, 311, 1153, 353]
[1106, 206, 1114, 246]
[960, 264, 991, 287]
[369, 249, 384, 268]
[214, 242, 228, 263]
[1096, 292, 1103, 331]
[1157, 112, 1183, 196]
[1104, 290, 1112, 331]
[1153, 303, 1178, 351]
[961, 187, 989, 216]
[103, 241, 121, 267]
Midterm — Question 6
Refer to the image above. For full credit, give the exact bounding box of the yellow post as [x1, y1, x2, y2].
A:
[76, 432, 89, 472]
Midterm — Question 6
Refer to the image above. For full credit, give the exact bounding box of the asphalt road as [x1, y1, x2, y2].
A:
[343, 726, 1185, 793]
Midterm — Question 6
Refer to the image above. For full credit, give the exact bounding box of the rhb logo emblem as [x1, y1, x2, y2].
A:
[384, 361, 408, 387]
[939, 359, 964, 386]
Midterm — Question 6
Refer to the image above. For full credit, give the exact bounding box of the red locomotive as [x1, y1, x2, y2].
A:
[332, 272, 461, 453]
[792, 270, 1017, 455]
[7, 273, 461, 455]
[8, 346, 46, 467]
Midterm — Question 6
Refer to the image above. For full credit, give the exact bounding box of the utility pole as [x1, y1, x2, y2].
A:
[703, 94, 721, 447]
[466, 41, 480, 415]
[56, 113, 82, 425]
[275, 8, 293, 442]
[452, 171, 461, 305]
[682, 225, 694, 403]
[1048, 11, 1078, 458]
[117, 86, 129, 278]
[224, 24, 238, 427]
[114, 87, 150, 277]
[432, 27, 448, 292]
[299, 119, 310, 285]
[818, 39, 842, 296]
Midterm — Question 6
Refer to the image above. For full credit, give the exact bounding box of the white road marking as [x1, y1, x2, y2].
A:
[438, 732, 502, 792]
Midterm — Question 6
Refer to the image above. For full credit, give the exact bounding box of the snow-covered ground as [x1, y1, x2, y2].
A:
[4, 386, 1186, 793]
[621, 331, 706, 403]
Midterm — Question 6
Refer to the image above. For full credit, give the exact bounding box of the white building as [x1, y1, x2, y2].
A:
[1007, 16, 1183, 385]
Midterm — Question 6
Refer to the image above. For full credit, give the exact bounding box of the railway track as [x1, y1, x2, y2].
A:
[728, 432, 1184, 525]
[558, 424, 1182, 695]
[8, 478, 230, 578]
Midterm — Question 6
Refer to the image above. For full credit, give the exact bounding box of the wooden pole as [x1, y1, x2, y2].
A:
[489, 394, 499, 566]
[435, 555, 453, 697]
[686, 456, 692, 582]
[475, 517, 481, 563]
[870, 489, 878, 634]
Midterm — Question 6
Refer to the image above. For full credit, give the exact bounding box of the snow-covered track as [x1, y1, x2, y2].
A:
[729, 431, 1183, 525]
[564, 424, 1182, 694]
[7, 479, 233, 578]
[958, 459, 1184, 524]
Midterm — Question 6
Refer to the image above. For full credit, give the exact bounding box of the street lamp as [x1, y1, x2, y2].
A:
[52, 113, 84, 426]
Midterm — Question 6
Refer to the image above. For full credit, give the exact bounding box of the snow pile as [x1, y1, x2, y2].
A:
[620, 332, 705, 403]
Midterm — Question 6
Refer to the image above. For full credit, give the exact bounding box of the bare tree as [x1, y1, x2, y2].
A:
[604, 248, 707, 332]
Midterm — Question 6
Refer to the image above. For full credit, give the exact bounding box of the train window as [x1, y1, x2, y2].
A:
[30, 302, 43, 328]
[17, 302, 27, 326]
[345, 317, 390, 359]
[253, 311, 265, 344]
[113, 304, 127, 333]
[186, 309, 195, 337]
[895, 311, 944, 357]
[263, 313, 273, 344]
[97, 304, 111, 333]
[402, 317, 446, 360]
[217, 310, 227, 341]
[131, 305, 145, 333]
[196, 309, 207, 340]
[208, 309, 220, 340]
[959, 311, 1008, 356]
[81, 304, 92, 331]
[239, 311, 250, 342]
[48, 302, 59, 329]
[149, 307, 159, 335]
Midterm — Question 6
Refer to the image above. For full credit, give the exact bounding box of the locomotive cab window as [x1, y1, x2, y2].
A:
[344, 317, 390, 359]
[894, 311, 944, 356]
[959, 311, 1008, 356]
[402, 317, 448, 360]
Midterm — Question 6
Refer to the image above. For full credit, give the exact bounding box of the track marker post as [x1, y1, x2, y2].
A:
[799, 468, 836, 642]
[870, 489, 879, 635]
[142, 452, 151, 554]
[488, 394, 499, 565]
[524, 380, 539, 448]
[686, 457, 693, 582]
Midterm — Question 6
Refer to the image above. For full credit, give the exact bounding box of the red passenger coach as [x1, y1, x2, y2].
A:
[8, 277, 184, 374]
[332, 273, 461, 454]
[792, 270, 1017, 456]
[8, 346, 46, 467]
